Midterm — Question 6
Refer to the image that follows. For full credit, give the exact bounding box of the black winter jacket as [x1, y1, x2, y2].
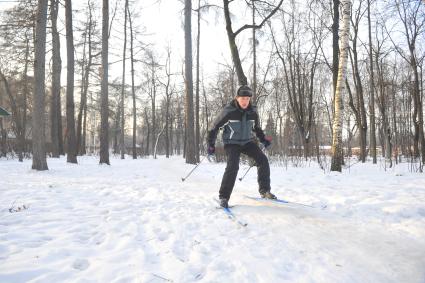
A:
[207, 100, 266, 146]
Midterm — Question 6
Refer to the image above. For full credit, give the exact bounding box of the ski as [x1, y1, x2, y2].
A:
[214, 199, 248, 227]
[244, 195, 327, 210]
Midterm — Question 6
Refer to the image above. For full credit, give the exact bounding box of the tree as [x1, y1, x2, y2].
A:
[346, 0, 368, 163]
[184, 0, 196, 164]
[222, 0, 283, 86]
[158, 47, 175, 158]
[32, 0, 48, 170]
[144, 51, 159, 156]
[65, 0, 78, 164]
[332, 0, 340, 96]
[119, 0, 129, 159]
[77, 0, 96, 156]
[128, 3, 137, 159]
[331, 0, 352, 172]
[50, 0, 62, 158]
[0, 69, 27, 162]
[392, 0, 425, 164]
[367, 0, 377, 164]
[195, 0, 202, 162]
[99, 0, 110, 165]
[270, 2, 322, 159]
[0, 0, 36, 162]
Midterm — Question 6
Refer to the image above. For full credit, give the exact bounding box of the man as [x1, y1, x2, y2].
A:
[207, 85, 276, 208]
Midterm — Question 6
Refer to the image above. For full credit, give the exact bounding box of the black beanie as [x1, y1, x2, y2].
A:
[237, 85, 253, 97]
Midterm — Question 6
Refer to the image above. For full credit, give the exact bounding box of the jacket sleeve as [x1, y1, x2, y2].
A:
[206, 108, 229, 146]
[253, 112, 266, 143]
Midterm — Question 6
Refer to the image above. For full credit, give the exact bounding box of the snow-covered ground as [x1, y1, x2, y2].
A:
[0, 155, 424, 283]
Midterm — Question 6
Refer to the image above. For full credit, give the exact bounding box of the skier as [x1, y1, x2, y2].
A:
[207, 85, 276, 208]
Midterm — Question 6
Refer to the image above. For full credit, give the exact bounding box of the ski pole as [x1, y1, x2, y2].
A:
[239, 164, 254, 181]
[181, 155, 207, 182]
[239, 143, 268, 181]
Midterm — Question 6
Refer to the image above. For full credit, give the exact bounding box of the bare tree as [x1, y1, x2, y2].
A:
[0, 1, 35, 162]
[331, 0, 351, 172]
[144, 51, 159, 156]
[77, 0, 96, 156]
[184, 0, 196, 164]
[32, 0, 48, 170]
[392, 0, 425, 164]
[332, 0, 340, 96]
[120, 0, 129, 159]
[270, 3, 321, 159]
[346, 0, 368, 163]
[367, 0, 377, 163]
[65, 0, 78, 164]
[99, 0, 110, 165]
[195, 0, 201, 162]
[158, 47, 175, 158]
[0, 69, 27, 162]
[222, 0, 283, 86]
[50, 0, 62, 158]
[128, 3, 137, 159]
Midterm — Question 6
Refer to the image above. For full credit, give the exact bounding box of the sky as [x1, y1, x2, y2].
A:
[136, 0, 233, 78]
[0, 0, 242, 80]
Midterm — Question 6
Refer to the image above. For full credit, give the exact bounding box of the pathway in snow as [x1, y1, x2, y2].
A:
[0, 156, 424, 282]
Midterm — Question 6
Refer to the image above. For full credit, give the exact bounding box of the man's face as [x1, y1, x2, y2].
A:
[236, 96, 251, 109]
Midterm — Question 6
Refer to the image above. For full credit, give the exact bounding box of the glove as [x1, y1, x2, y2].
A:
[262, 136, 272, 149]
[207, 145, 215, 155]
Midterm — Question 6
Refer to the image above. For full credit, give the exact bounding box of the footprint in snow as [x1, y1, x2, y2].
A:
[72, 258, 90, 271]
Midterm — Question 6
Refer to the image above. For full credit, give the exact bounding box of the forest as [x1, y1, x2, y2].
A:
[0, 0, 423, 172]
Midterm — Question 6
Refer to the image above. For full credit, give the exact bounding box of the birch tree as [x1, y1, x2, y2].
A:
[331, 0, 351, 172]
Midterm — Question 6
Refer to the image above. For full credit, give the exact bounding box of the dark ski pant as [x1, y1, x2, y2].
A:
[219, 142, 271, 200]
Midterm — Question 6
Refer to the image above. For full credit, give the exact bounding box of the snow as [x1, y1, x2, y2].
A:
[0, 155, 424, 283]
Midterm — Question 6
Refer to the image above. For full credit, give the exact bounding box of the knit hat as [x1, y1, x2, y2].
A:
[236, 85, 253, 97]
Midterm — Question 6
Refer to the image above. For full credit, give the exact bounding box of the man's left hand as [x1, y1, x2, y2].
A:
[262, 136, 272, 149]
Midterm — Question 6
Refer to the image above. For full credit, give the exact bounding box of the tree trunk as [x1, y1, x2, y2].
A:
[120, 0, 128, 160]
[347, 4, 368, 163]
[367, 0, 376, 164]
[50, 0, 61, 158]
[149, 57, 156, 156]
[223, 0, 247, 86]
[195, 0, 201, 162]
[99, 0, 110, 165]
[163, 49, 173, 158]
[331, 0, 351, 172]
[32, 0, 49, 170]
[185, 0, 196, 164]
[144, 108, 150, 156]
[223, 0, 283, 87]
[128, 5, 137, 159]
[252, 0, 257, 102]
[332, 0, 340, 98]
[65, 0, 78, 164]
[77, 2, 93, 156]
[21, 34, 30, 160]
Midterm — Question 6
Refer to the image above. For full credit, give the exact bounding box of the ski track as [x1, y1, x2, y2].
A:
[0, 156, 424, 283]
